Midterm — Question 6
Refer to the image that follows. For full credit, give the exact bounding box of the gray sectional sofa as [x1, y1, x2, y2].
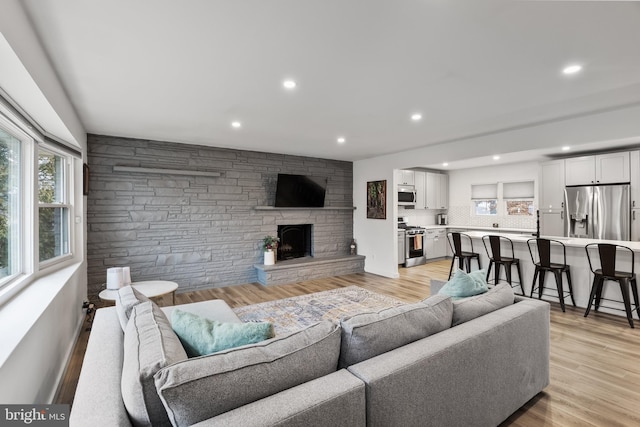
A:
[70, 284, 550, 427]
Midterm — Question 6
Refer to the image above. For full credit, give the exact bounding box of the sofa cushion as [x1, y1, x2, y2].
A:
[451, 283, 515, 326]
[338, 294, 453, 368]
[171, 309, 274, 357]
[115, 285, 151, 331]
[438, 269, 488, 300]
[154, 320, 341, 427]
[122, 301, 188, 427]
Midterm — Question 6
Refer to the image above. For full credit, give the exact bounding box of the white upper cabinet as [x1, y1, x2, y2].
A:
[425, 173, 448, 209]
[414, 171, 426, 208]
[540, 160, 565, 210]
[565, 156, 595, 185]
[631, 150, 640, 208]
[565, 152, 630, 186]
[596, 152, 630, 184]
[396, 169, 415, 185]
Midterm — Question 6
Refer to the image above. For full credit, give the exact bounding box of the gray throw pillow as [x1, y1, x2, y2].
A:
[122, 301, 188, 427]
[154, 320, 341, 427]
[451, 283, 515, 326]
[338, 294, 453, 368]
[115, 285, 151, 331]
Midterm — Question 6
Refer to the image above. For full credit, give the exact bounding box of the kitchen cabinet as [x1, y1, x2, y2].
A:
[435, 229, 447, 257]
[425, 173, 448, 209]
[632, 209, 640, 241]
[424, 229, 447, 259]
[631, 150, 640, 208]
[540, 211, 564, 237]
[540, 160, 565, 210]
[414, 171, 426, 209]
[565, 152, 630, 186]
[396, 169, 415, 186]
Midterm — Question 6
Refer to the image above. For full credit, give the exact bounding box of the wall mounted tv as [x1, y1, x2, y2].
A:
[274, 174, 327, 207]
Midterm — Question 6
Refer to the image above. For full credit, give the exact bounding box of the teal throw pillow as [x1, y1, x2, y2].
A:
[171, 309, 275, 357]
[438, 268, 488, 300]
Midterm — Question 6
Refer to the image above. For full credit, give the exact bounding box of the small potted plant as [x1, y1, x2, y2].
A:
[262, 235, 279, 265]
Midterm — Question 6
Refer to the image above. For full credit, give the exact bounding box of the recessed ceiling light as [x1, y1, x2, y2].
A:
[442, 162, 449, 167]
[562, 64, 583, 75]
[337, 137, 346, 144]
[231, 121, 242, 128]
[562, 146, 571, 151]
[283, 79, 297, 90]
[493, 155, 500, 161]
[411, 113, 422, 121]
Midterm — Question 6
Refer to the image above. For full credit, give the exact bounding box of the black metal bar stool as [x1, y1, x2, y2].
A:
[527, 238, 576, 312]
[446, 232, 482, 279]
[482, 235, 524, 295]
[584, 243, 640, 328]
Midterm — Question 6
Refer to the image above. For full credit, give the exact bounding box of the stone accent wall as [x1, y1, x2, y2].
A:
[86, 135, 354, 299]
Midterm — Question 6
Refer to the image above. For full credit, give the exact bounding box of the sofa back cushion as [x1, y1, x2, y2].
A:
[115, 285, 151, 331]
[338, 294, 452, 368]
[452, 283, 515, 326]
[154, 320, 341, 426]
[122, 301, 188, 426]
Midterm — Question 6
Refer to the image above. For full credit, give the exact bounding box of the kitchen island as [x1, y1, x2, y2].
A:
[460, 231, 640, 319]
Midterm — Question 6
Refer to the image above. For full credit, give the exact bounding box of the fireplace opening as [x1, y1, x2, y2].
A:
[277, 224, 313, 261]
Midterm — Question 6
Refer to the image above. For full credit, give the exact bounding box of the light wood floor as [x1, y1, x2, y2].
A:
[56, 260, 640, 426]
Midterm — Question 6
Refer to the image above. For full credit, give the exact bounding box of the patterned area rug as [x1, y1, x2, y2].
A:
[233, 286, 405, 335]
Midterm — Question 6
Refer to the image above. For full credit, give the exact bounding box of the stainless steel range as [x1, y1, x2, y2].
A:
[398, 217, 427, 267]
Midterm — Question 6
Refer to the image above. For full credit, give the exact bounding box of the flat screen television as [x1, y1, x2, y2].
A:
[274, 174, 327, 207]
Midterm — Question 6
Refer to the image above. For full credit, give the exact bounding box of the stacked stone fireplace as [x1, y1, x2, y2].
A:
[277, 224, 313, 261]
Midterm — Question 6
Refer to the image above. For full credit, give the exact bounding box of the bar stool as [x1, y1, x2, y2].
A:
[584, 243, 640, 328]
[482, 235, 524, 295]
[447, 232, 482, 279]
[527, 238, 576, 312]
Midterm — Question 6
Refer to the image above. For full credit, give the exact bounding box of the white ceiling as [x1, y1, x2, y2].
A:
[19, 0, 640, 165]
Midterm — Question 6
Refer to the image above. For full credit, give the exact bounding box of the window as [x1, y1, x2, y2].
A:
[38, 150, 70, 263]
[0, 128, 21, 282]
[503, 181, 535, 216]
[471, 184, 498, 216]
[0, 102, 78, 301]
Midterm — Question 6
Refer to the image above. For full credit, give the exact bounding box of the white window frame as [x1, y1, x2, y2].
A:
[37, 145, 74, 268]
[0, 106, 77, 304]
[470, 181, 537, 217]
[471, 183, 498, 216]
[503, 181, 535, 216]
[0, 114, 34, 290]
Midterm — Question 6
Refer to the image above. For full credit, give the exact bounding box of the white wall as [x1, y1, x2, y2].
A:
[0, 0, 87, 404]
[448, 161, 539, 229]
[353, 165, 399, 278]
[354, 102, 640, 278]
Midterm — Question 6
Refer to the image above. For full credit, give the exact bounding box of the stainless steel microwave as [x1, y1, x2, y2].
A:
[398, 185, 417, 206]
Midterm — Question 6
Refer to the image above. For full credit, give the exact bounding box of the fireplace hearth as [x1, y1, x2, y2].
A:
[277, 224, 312, 261]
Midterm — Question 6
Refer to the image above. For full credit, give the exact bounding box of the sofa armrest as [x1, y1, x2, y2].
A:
[70, 307, 132, 427]
[191, 370, 366, 427]
[348, 299, 550, 427]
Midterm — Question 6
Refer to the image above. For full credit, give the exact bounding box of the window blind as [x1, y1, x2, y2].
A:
[503, 181, 535, 199]
[471, 183, 497, 199]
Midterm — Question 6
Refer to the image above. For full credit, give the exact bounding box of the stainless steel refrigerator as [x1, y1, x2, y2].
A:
[564, 184, 630, 240]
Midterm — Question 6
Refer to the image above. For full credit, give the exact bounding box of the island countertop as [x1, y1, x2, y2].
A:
[454, 231, 639, 319]
[461, 230, 640, 252]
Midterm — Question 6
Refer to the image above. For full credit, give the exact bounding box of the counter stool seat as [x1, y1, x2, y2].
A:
[482, 235, 524, 295]
[584, 243, 640, 328]
[527, 238, 576, 312]
[447, 232, 482, 279]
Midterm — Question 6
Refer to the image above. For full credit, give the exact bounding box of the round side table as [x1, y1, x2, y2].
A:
[98, 280, 178, 305]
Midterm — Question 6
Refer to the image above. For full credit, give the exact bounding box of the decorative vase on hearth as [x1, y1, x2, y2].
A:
[264, 249, 276, 266]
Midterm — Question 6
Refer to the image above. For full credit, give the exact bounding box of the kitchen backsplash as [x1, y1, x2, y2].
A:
[398, 206, 536, 229]
[447, 205, 536, 229]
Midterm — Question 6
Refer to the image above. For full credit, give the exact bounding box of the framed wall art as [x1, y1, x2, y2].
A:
[366, 180, 386, 219]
